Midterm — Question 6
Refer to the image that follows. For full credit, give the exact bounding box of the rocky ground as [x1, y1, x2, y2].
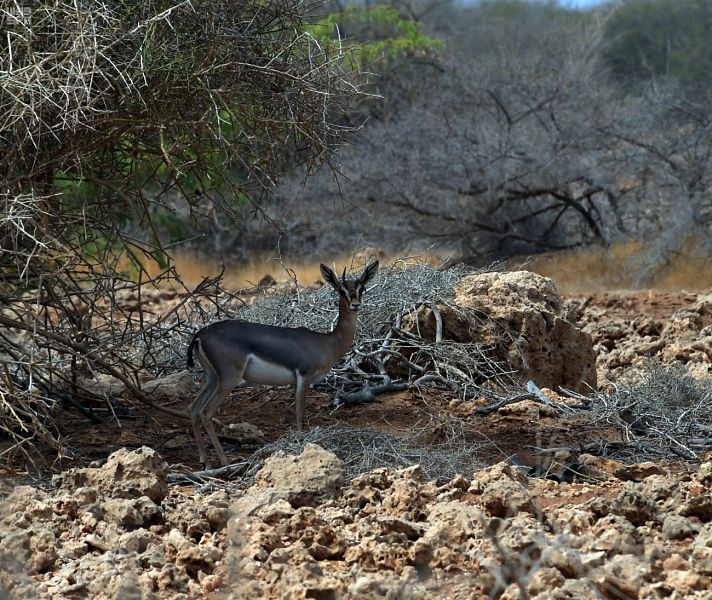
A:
[569, 290, 712, 385]
[1, 277, 712, 599]
[2, 445, 711, 598]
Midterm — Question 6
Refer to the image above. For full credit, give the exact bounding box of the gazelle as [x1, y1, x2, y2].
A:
[186, 260, 379, 467]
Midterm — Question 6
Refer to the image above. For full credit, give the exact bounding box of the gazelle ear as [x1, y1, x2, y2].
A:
[320, 264, 340, 290]
[359, 260, 379, 286]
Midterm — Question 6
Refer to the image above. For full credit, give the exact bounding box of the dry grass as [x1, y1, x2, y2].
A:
[131, 239, 712, 296]
[118, 249, 446, 290]
[590, 360, 712, 460]
[238, 422, 487, 485]
[522, 238, 712, 292]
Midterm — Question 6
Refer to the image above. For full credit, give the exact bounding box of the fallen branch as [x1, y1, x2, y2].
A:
[472, 393, 535, 415]
[332, 380, 409, 408]
[167, 461, 250, 483]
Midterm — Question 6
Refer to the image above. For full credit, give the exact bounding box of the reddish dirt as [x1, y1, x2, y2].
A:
[55, 388, 609, 473]
[566, 289, 704, 324]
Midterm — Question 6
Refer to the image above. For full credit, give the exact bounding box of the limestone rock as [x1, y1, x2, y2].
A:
[404, 271, 596, 392]
[576, 454, 623, 481]
[481, 478, 535, 518]
[231, 488, 288, 519]
[471, 461, 530, 490]
[678, 492, 712, 522]
[594, 554, 648, 599]
[226, 421, 266, 445]
[101, 496, 162, 528]
[527, 567, 565, 597]
[615, 484, 660, 525]
[542, 546, 584, 578]
[612, 461, 667, 482]
[663, 515, 700, 540]
[451, 271, 597, 392]
[666, 569, 710, 594]
[692, 523, 712, 575]
[0, 526, 58, 573]
[53, 447, 168, 503]
[591, 515, 640, 554]
[409, 501, 485, 567]
[586, 483, 659, 526]
[165, 528, 222, 577]
[468, 461, 535, 518]
[641, 475, 679, 502]
[695, 462, 712, 486]
[253, 443, 345, 508]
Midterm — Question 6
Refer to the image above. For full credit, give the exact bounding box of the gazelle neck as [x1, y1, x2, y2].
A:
[330, 295, 359, 354]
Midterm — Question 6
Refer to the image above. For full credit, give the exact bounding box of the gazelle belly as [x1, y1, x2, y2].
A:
[244, 354, 296, 386]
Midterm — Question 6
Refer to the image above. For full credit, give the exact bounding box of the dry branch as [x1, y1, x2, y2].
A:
[589, 362, 712, 461]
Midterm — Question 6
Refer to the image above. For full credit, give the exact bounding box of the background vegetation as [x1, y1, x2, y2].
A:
[253, 0, 712, 275]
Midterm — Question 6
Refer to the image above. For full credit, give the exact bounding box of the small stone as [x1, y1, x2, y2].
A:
[591, 515, 639, 554]
[254, 444, 345, 508]
[612, 462, 667, 481]
[595, 554, 648, 599]
[663, 553, 690, 571]
[118, 530, 153, 553]
[577, 454, 624, 480]
[616, 484, 659, 525]
[641, 475, 678, 502]
[542, 546, 584, 578]
[527, 567, 565, 597]
[206, 506, 231, 531]
[62, 540, 88, 559]
[692, 523, 712, 575]
[257, 499, 295, 525]
[85, 533, 111, 552]
[678, 493, 712, 522]
[481, 479, 534, 518]
[667, 570, 707, 592]
[663, 515, 700, 540]
[580, 551, 606, 569]
[231, 489, 288, 519]
[695, 462, 712, 486]
[53, 447, 168, 503]
[29, 528, 58, 572]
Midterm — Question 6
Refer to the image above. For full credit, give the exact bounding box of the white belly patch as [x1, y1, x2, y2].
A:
[243, 354, 296, 386]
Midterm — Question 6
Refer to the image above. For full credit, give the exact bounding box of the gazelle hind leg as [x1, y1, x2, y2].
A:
[189, 376, 217, 468]
[190, 339, 245, 467]
[201, 388, 231, 467]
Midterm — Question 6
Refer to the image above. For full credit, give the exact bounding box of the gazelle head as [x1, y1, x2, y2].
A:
[320, 260, 379, 311]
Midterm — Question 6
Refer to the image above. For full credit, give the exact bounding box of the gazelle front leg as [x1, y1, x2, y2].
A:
[294, 371, 311, 432]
